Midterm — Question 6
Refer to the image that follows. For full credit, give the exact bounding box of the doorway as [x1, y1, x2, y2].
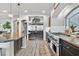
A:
[28, 16, 44, 40]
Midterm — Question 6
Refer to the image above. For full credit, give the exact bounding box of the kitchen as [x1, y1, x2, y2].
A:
[0, 3, 79, 56]
[46, 3, 79, 56]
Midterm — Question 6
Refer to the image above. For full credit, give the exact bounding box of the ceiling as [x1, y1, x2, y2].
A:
[0, 3, 54, 19]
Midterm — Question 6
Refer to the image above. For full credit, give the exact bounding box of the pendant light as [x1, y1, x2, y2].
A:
[17, 3, 20, 20]
[8, 3, 13, 18]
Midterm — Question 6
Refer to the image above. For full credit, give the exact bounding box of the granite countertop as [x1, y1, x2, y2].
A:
[0, 37, 22, 43]
[58, 34, 79, 47]
[0, 34, 26, 43]
[49, 32, 79, 47]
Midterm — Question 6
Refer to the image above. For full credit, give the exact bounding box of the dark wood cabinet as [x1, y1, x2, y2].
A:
[14, 40, 18, 54]
[62, 47, 73, 56]
[63, 40, 79, 56]
[60, 39, 79, 56]
[19, 38, 22, 47]
[59, 39, 63, 56]
[14, 38, 22, 55]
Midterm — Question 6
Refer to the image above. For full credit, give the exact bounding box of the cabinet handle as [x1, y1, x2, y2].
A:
[66, 46, 70, 48]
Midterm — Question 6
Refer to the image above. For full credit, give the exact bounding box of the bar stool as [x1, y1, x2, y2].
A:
[0, 42, 10, 56]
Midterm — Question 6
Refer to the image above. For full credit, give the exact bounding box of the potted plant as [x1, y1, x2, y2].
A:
[32, 17, 40, 24]
[70, 25, 76, 32]
[3, 21, 11, 33]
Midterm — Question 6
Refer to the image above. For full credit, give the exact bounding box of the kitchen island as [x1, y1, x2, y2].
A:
[0, 34, 27, 56]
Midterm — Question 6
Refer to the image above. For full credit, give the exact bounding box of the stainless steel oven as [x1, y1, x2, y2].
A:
[47, 32, 59, 56]
[49, 37, 59, 56]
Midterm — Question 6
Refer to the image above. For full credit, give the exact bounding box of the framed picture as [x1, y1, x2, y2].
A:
[29, 16, 44, 24]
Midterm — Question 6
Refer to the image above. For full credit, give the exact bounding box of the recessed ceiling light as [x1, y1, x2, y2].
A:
[2, 10, 7, 13]
[24, 10, 28, 13]
[42, 10, 46, 14]
[8, 14, 13, 18]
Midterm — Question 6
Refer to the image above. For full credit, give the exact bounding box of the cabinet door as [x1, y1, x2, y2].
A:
[59, 39, 63, 56]
[59, 39, 73, 56]
[62, 47, 73, 56]
[14, 40, 18, 55]
[19, 38, 22, 48]
[14, 39, 22, 55]
[63, 41, 79, 56]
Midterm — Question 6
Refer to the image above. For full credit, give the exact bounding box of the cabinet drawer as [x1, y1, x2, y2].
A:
[63, 41, 79, 56]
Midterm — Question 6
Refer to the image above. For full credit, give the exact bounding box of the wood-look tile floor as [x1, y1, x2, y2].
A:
[16, 40, 54, 56]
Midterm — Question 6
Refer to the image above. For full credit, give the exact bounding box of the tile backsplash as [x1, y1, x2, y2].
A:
[50, 26, 65, 33]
